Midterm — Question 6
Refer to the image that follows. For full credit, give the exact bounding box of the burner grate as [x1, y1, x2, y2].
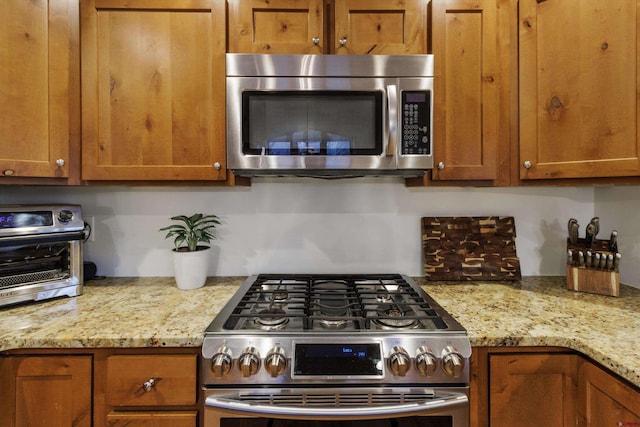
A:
[222, 274, 449, 332]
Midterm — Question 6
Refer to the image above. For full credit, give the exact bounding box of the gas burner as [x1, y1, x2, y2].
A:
[270, 289, 289, 303]
[376, 288, 392, 303]
[373, 305, 419, 329]
[254, 307, 289, 331]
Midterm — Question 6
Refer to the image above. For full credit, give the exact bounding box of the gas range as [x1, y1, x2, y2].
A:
[202, 274, 471, 387]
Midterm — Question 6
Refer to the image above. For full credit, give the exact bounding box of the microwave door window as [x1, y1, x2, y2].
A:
[242, 91, 383, 156]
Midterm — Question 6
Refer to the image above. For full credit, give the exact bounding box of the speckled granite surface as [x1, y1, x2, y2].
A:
[0, 276, 638, 387]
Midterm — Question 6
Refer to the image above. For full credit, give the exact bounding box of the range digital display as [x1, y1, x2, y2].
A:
[0, 211, 53, 229]
[293, 343, 383, 376]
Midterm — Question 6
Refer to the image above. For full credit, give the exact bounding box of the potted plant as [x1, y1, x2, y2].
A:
[159, 213, 220, 290]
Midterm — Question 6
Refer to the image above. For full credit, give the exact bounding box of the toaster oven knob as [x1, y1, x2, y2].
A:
[57, 210, 74, 224]
[238, 347, 261, 378]
[389, 346, 411, 377]
[264, 346, 287, 378]
[442, 345, 464, 378]
[211, 347, 233, 378]
[415, 346, 437, 377]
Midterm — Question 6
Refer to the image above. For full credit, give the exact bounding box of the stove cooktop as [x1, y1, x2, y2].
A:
[205, 274, 466, 335]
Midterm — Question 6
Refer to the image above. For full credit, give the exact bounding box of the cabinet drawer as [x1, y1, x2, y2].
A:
[106, 354, 197, 407]
[106, 411, 197, 427]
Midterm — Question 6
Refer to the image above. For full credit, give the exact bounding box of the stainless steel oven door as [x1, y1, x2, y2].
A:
[204, 387, 468, 427]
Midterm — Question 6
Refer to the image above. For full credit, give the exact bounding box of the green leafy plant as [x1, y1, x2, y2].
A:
[159, 213, 220, 252]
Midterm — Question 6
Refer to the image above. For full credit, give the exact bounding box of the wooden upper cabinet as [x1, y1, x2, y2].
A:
[519, 0, 640, 180]
[228, 0, 324, 53]
[333, 0, 428, 54]
[430, 0, 509, 184]
[228, 0, 428, 55]
[81, 0, 227, 181]
[0, 355, 92, 427]
[0, 0, 78, 180]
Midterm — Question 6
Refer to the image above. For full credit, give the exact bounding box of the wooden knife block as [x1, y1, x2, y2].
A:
[566, 238, 619, 297]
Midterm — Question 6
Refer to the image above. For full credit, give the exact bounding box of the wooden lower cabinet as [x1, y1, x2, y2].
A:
[95, 349, 200, 427]
[0, 348, 200, 427]
[489, 352, 578, 427]
[578, 360, 640, 426]
[0, 355, 92, 427]
[470, 347, 640, 427]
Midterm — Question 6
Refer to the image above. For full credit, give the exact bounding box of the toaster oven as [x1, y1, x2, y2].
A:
[0, 204, 86, 308]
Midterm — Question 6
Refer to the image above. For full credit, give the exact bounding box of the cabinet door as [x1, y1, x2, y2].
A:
[228, 0, 324, 53]
[0, 355, 92, 427]
[431, 0, 505, 182]
[578, 361, 640, 426]
[0, 0, 77, 179]
[519, 0, 640, 179]
[81, 0, 226, 181]
[334, 0, 428, 54]
[106, 411, 197, 427]
[489, 353, 578, 427]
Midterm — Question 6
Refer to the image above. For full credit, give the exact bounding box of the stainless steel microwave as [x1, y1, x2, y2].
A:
[226, 54, 434, 178]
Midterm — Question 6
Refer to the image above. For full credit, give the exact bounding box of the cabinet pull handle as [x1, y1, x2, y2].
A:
[56, 159, 65, 167]
[312, 37, 320, 46]
[142, 378, 158, 392]
[339, 38, 347, 47]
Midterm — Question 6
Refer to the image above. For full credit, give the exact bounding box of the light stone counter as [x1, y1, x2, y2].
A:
[0, 276, 638, 388]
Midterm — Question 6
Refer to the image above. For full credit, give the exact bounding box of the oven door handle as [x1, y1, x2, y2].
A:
[205, 391, 468, 418]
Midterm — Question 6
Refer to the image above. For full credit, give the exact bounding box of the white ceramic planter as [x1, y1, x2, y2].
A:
[172, 246, 210, 290]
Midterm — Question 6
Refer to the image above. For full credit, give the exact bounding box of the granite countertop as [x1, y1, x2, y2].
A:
[0, 276, 638, 388]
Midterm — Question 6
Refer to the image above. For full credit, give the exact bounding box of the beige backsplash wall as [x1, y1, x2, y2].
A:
[1, 181, 612, 284]
[594, 185, 640, 288]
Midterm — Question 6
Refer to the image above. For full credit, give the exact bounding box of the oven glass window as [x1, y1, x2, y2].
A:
[242, 91, 383, 156]
[221, 417, 452, 427]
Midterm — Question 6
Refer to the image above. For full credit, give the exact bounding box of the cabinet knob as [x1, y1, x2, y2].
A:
[339, 38, 347, 47]
[523, 160, 532, 169]
[142, 378, 157, 392]
[56, 159, 65, 167]
[312, 37, 320, 46]
[437, 162, 445, 170]
[213, 162, 221, 170]
[2, 169, 15, 176]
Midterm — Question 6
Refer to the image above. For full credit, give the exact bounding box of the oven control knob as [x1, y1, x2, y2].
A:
[389, 346, 411, 377]
[441, 345, 464, 378]
[238, 347, 261, 378]
[415, 346, 437, 377]
[264, 346, 287, 378]
[211, 346, 233, 378]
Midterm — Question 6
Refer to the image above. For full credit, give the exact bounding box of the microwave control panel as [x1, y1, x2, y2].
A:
[401, 91, 431, 155]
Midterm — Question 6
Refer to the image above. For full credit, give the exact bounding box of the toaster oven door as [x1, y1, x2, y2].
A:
[0, 234, 83, 307]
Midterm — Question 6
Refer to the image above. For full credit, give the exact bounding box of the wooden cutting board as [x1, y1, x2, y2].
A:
[421, 216, 521, 281]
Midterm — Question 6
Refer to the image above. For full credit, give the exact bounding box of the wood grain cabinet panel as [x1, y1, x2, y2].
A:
[489, 353, 578, 427]
[0, 0, 78, 180]
[81, 0, 226, 181]
[333, 0, 428, 54]
[228, 0, 324, 53]
[0, 355, 92, 427]
[577, 361, 640, 426]
[431, 0, 507, 183]
[519, 0, 640, 179]
[106, 411, 197, 427]
[105, 354, 197, 407]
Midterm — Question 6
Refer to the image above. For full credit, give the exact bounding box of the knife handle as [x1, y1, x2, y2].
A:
[608, 230, 618, 253]
[585, 223, 596, 249]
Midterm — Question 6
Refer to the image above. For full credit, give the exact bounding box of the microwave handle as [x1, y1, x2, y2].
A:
[386, 85, 398, 157]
